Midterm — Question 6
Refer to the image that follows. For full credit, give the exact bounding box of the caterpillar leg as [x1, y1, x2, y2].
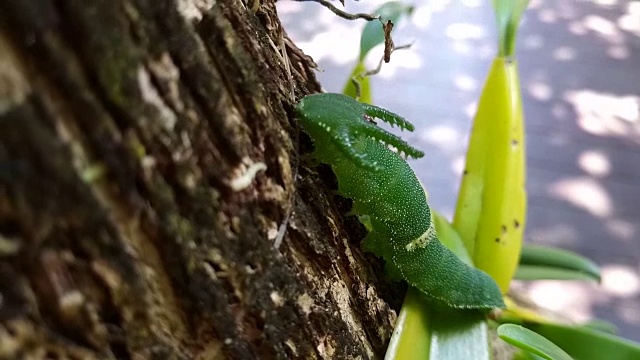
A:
[361, 103, 416, 131]
[357, 122, 425, 159]
[327, 127, 383, 171]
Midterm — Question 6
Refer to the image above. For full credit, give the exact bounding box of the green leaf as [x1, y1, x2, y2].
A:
[432, 210, 473, 266]
[513, 351, 546, 360]
[359, 2, 413, 61]
[429, 307, 490, 360]
[514, 265, 599, 282]
[384, 289, 491, 360]
[528, 322, 640, 360]
[498, 324, 574, 360]
[342, 61, 372, 104]
[518, 244, 601, 282]
[580, 320, 618, 335]
[384, 288, 431, 360]
[492, 0, 529, 56]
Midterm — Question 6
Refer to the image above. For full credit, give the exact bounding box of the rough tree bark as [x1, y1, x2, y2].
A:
[0, 0, 403, 358]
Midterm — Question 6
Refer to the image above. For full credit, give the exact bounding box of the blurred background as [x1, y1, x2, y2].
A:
[278, 0, 640, 342]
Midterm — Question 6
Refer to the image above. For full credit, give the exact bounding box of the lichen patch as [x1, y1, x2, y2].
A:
[270, 291, 285, 307]
[296, 293, 314, 315]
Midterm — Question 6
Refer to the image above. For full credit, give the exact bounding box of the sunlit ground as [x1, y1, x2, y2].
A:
[278, 0, 640, 341]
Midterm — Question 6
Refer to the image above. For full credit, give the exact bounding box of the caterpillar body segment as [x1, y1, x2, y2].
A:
[297, 93, 424, 171]
[296, 93, 505, 309]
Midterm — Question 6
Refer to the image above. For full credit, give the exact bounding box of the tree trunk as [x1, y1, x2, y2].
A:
[0, 0, 402, 358]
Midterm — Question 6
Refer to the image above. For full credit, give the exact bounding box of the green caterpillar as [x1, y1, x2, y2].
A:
[296, 93, 504, 310]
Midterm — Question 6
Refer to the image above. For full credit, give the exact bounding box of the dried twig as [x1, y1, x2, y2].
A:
[296, 0, 406, 101]
[294, 0, 380, 21]
[350, 43, 412, 99]
[382, 20, 394, 63]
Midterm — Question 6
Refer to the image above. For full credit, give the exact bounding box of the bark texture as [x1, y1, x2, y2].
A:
[0, 0, 401, 359]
